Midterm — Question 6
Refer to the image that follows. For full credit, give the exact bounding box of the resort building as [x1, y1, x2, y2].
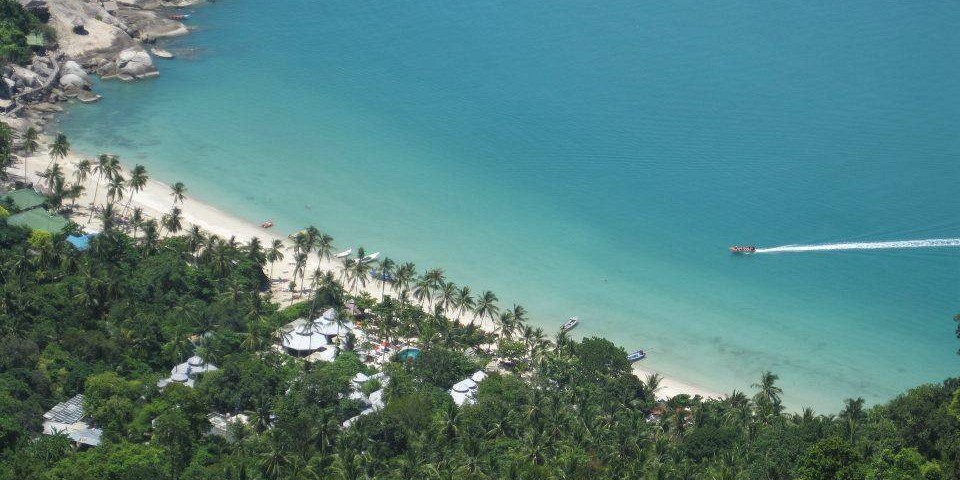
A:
[448, 371, 488, 406]
[277, 308, 354, 362]
[42, 394, 102, 447]
[156, 355, 218, 389]
[341, 371, 388, 428]
[207, 412, 250, 439]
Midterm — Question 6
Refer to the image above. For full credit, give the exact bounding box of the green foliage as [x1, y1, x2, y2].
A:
[0, 206, 8, 219]
[0, 214, 956, 479]
[27, 229, 51, 249]
[0, 0, 47, 65]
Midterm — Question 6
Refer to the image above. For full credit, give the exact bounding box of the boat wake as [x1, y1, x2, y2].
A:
[755, 238, 960, 254]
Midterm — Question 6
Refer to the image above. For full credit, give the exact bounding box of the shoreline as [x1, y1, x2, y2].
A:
[12, 142, 726, 402]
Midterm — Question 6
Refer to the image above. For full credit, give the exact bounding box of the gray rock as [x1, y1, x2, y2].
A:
[115, 48, 158, 79]
[59, 73, 90, 88]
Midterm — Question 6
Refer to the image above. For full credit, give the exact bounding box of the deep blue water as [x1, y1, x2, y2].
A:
[58, 0, 960, 410]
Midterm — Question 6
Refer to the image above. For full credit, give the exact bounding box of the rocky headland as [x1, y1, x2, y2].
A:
[1, 0, 205, 132]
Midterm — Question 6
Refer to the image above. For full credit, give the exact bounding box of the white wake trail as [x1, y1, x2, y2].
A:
[755, 238, 960, 253]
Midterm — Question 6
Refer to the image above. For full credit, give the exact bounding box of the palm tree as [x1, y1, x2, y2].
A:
[87, 153, 120, 223]
[130, 207, 144, 238]
[455, 286, 475, 321]
[315, 233, 334, 263]
[266, 239, 284, 283]
[424, 268, 446, 299]
[394, 262, 417, 302]
[186, 225, 206, 254]
[106, 173, 126, 206]
[376, 257, 395, 299]
[349, 254, 369, 292]
[73, 158, 91, 189]
[292, 251, 308, 295]
[99, 203, 116, 232]
[48, 133, 69, 167]
[21, 127, 38, 179]
[161, 206, 183, 235]
[123, 164, 148, 214]
[170, 181, 187, 206]
[751, 371, 783, 415]
[437, 281, 457, 315]
[472, 290, 499, 326]
[40, 163, 65, 192]
[412, 277, 432, 306]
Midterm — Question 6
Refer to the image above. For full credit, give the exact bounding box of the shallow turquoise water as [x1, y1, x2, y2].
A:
[57, 0, 960, 410]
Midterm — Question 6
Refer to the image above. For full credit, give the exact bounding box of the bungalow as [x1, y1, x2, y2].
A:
[448, 371, 488, 406]
[277, 308, 354, 361]
[42, 394, 102, 447]
[156, 355, 218, 389]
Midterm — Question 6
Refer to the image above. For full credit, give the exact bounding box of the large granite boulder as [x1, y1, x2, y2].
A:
[115, 48, 158, 79]
[59, 72, 90, 88]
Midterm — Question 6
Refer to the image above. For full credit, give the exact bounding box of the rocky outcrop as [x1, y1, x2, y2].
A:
[45, 0, 135, 60]
[112, 48, 158, 80]
[117, 8, 188, 41]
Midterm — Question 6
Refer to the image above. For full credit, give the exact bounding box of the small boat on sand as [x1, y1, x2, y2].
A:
[260, 219, 273, 229]
[361, 252, 380, 263]
[151, 47, 174, 59]
[560, 316, 579, 332]
[627, 349, 646, 362]
[729, 245, 756, 254]
[334, 249, 352, 259]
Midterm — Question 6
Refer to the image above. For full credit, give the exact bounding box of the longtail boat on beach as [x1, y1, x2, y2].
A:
[334, 249, 352, 259]
[361, 252, 380, 263]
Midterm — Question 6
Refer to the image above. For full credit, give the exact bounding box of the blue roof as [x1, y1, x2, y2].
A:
[66, 234, 94, 250]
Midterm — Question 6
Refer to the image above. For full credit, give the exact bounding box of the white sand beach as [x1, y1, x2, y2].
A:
[13, 140, 724, 401]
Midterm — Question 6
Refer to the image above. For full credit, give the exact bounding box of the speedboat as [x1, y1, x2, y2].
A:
[560, 316, 579, 332]
[361, 252, 380, 263]
[334, 249, 352, 259]
[168, 13, 190, 20]
[627, 349, 646, 362]
[729, 245, 756, 254]
[260, 219, 273, 229]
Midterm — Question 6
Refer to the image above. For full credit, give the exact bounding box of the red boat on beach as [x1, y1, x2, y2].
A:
[729, 245, 756, 254]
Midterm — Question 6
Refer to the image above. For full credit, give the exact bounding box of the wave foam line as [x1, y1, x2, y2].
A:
[755, 238, 960, 253]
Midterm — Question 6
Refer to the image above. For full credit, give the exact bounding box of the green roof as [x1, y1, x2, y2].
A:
[26, 32, 46, 47]
[6, 209, 71, 233]
[4, 189, 46, 210]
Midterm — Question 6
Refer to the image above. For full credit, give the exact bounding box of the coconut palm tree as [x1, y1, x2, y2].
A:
[454, 286, 475, 321]
[73, 158, 91, 190]
[394, 262, 417, 302]
[130, 207, 144, 238]
[161, 206, 183, 235]
[170, 181, 187, 206]
[412, 277, 432, 306]
[751, 371, 783, 416]
[266, 239, 284, 283]
[48, 133, 69, 167]
[376, 257, 395, 300]
[472, 290, 499, 326]
[21, 127, 38, 179]
[106, 174, 126, 207]
[437, 281, 457, 315]
[99, 203, 116, 232]
[40, 163, 65, 192]
[292, 251, 308, 295]
[349, 254, 369, 292]
[315, 233, 334, 263]
[123, 164, 148, 214]
[424, 268, 446, 299]
[186, 225, 206, 254]
[88, 154, 112, 216]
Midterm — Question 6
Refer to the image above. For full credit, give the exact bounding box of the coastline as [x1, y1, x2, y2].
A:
[14, 142, 726, 402]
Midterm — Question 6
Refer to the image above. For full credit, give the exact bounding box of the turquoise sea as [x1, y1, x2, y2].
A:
[57, 0, 960, 411]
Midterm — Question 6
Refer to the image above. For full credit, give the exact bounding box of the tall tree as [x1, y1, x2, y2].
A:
[170, 181, 187, 206]
[20, 126, 38, 179]
[123, 164, 148, 214]
[48, 133, 69, 168]
[266, 239, 284, 283]
[473, 290, 499, 327]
